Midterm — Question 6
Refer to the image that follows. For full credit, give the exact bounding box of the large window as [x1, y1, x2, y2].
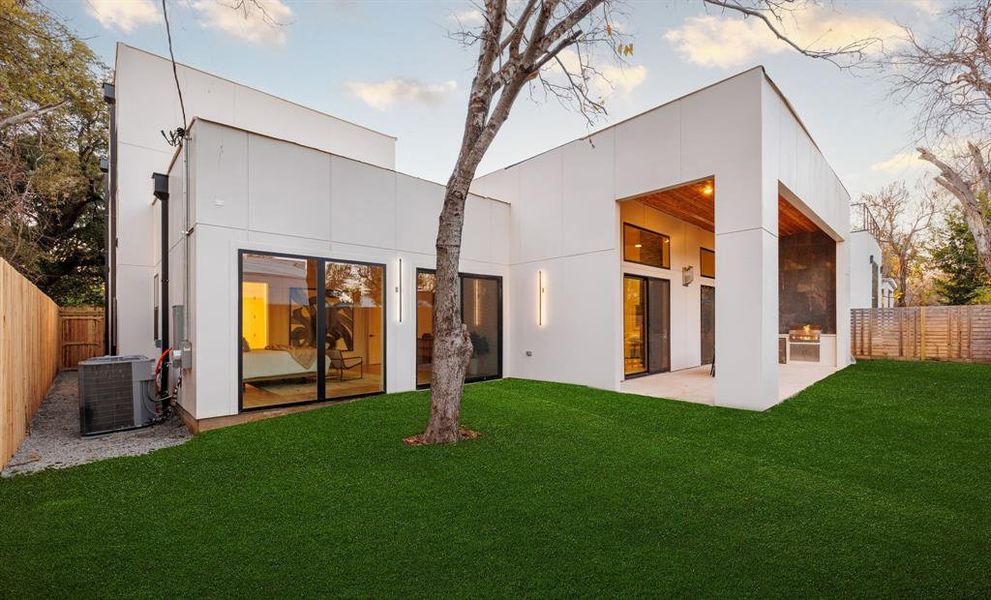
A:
[239, 251, 385, 411]
[416, 270, 502, 388]
[623, 223, 670, 269]
[700, 248, 715, 279]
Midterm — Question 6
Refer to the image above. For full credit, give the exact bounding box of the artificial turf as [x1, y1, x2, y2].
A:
[1, 360, 989, 598]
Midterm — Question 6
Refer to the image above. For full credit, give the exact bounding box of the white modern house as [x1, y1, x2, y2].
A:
[106, 44, 882, 430]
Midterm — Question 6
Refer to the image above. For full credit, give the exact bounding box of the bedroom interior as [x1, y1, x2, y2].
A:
[240, 253, 384, 409]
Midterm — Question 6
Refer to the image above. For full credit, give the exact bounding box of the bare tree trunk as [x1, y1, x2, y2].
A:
[423, 181, 476, 443]
[413, 0, 852, 444]
[919, 146, 991, 277]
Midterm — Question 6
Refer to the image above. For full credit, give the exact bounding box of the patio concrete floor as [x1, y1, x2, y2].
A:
[620, 363, 841, 407]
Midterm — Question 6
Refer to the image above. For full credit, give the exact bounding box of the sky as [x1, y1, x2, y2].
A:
[47, 0, 957, 199]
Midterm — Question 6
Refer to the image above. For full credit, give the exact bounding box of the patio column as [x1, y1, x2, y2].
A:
[713, 172, 779, 410]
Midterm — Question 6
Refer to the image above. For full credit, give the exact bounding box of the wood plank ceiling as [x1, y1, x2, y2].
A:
[631, 180, 820, 236]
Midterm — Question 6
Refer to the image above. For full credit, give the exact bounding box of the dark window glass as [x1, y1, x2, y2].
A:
[624, 224, 670, 269]
[416, 270, 501, 387]
[701, 285, 715, 364]
[462, 276, 500, 381]
[700, 248, 715, 279]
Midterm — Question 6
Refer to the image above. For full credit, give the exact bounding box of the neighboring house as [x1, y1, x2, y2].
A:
[848, 201, 884, 309]
[105, 44, 880, 429]
[880, 277, 898, 308]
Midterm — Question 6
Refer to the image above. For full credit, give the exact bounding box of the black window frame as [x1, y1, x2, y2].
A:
[415, 268, 503, 390]
[623, 222, 671, 270]
[622, 273, 671, 379]
[700, 247, 716, 279]
[237, 249, 387, 413]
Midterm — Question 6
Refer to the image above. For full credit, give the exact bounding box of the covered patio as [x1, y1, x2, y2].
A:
[620, 363, 841, 406]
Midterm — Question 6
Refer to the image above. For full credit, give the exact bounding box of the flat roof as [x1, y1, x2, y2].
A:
[476, 66, 849, 199]
[165, 117, 510, 207]
[114, 43, 397, 141]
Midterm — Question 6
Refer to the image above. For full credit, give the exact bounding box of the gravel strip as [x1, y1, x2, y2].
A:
[2, 371, 191, 477]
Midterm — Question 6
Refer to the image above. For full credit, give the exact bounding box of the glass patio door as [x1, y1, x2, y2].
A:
[701, 285, 715, 365]
[624, 274, 670, 378]
[646, 278, 670, 373]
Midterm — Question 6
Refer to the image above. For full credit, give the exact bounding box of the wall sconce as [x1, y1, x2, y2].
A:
[396, 257, 403, 323]
[538, 269, 546, 326]
[682, 265, 694, 287]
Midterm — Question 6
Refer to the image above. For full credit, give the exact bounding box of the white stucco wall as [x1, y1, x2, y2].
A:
[113, 44, 396, 361]
[124, 58, 854, 417]
[473, 67, 852, 410]
[849, 230, 883, 309]
[165, 120, 509, 419]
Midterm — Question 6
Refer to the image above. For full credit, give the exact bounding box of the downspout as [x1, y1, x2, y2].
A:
[102, 82, 117, 355]
[152, 173, 170, 405]
[183, 132, 191, 367]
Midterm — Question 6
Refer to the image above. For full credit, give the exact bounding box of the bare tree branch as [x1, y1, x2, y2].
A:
[703, 0, 882, 67]
[0, 100, 67, 131]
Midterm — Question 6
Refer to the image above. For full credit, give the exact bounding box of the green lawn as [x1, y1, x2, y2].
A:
[1, 361, 989, 598]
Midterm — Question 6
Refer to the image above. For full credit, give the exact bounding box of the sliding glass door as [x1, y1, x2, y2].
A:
[239, 251, 385, 411]
[323, 260, 385, 401]
[623, 274, 670, 378]
[416, 270, 502, 388]
[646, 278, 671, 374]
[461, 275, 501, 381]
[624, 276, 647, 376]
[701, 285, 715, 365]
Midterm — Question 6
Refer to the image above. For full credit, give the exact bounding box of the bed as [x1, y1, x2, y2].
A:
[241, 349, 319, 382]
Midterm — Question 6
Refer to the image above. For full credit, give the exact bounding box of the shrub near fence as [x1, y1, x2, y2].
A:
[0, 259, 59, 467]
[851, 306, 991, 363]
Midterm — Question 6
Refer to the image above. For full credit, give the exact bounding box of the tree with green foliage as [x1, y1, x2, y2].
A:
[930, 207, 991, 305]
[0, 0, 108, 305]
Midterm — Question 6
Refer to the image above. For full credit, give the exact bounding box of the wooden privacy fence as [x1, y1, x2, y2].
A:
[59, 306, 105, 369]
[1, 259, 59, 468]
[851, 306, 991, 363]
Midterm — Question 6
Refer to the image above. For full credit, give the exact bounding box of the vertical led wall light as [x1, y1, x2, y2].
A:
[538, 269, 545, 326]
[397, 258, 404, 323]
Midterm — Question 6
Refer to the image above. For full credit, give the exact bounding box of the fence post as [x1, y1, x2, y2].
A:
[920, 306, 926, 361]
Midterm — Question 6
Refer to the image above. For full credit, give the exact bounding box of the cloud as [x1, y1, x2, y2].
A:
[870, 151, 932, 174]
[190, 0, 293, 46]
[908, 0, 940, 16]
[85, 0, 161, 32]
[345, 79, 458, 110]
[449, 8, 485, 26]
[601, 64, 647, 94]
[665, 7, 903, 68]
[544, 49, 648, 98]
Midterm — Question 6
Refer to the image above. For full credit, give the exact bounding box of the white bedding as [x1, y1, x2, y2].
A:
[242, 349, 318, 380]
